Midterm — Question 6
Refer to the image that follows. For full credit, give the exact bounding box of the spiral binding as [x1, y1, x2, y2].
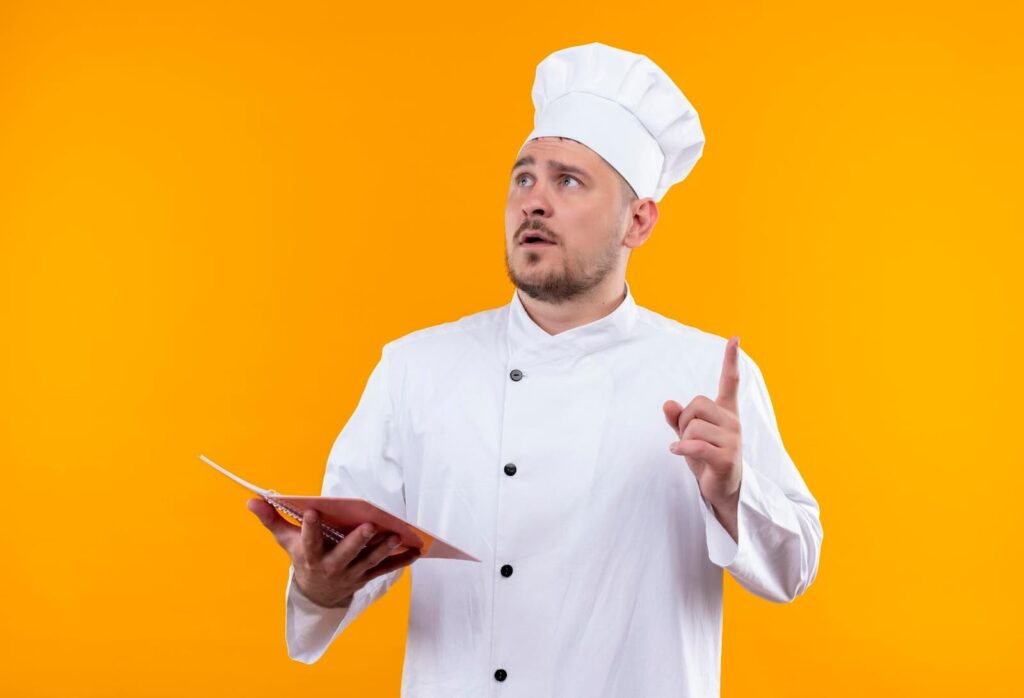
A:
[265, 491, 347, 544]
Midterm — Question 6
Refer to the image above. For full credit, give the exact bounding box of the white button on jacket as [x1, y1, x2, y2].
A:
[284, 283, 823, 697]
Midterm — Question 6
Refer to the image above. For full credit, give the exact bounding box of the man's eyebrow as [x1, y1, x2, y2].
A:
[511, 156, 533, 172]
[511, 156, 591, 178]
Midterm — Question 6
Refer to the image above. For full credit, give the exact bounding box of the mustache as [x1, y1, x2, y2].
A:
[517, 219, 558, 242]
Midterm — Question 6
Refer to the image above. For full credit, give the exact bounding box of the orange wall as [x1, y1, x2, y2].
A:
[1, 1, 1021, 696]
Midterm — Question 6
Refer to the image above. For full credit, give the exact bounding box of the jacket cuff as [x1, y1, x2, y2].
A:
[284, 566, 352, 664]
[698, 456, 763, 568]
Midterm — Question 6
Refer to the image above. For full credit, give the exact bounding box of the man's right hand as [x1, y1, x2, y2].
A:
[247, 498, 422, 608]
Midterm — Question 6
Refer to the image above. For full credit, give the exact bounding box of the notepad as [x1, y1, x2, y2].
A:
[199, 454, 479, 561]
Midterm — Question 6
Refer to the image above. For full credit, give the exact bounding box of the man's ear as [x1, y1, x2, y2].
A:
[623, 198, 659, 250]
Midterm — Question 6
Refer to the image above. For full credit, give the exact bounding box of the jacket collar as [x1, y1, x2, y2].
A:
[506, 281, 639, 364]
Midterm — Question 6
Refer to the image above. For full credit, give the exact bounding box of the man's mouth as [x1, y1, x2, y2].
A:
[520, 232, 556, 246]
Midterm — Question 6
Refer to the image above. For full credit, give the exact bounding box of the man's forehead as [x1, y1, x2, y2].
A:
[512, 137, 606, 174]
[516, 136, 592, 159]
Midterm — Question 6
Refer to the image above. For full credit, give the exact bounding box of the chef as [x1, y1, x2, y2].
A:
[248, 41, 824, 697]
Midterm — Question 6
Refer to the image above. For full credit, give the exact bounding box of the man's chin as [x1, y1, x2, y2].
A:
[511, 277, 578, 304]
[510, 269, 557, 290]
[505, 258, 575, 302]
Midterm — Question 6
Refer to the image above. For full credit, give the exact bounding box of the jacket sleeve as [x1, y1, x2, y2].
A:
[697, 346, 824, 603]
[285, 344, 408, 664]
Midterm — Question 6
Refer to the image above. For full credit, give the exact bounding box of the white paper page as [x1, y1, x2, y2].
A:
[199, 454, 271, 497]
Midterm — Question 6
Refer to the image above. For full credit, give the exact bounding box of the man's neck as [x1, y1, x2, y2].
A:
[517, 279, 628, 336]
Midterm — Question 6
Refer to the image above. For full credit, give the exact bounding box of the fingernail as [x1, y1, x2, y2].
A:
[364, 525, 376, 538]
[387, 535, 400, 549]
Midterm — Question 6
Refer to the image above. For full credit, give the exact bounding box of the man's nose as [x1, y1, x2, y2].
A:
[520, 181, 553, 218]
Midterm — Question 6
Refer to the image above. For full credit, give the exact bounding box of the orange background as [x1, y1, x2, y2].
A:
[1, 1, 1021, 696]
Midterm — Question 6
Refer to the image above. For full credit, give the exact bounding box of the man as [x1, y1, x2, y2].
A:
[248, 42, 823, 697]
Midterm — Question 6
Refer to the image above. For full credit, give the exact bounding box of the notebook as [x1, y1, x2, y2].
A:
[199, 454, 479, 561]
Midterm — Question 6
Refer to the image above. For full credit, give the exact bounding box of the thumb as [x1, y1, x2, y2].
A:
[247, 498, 297, 547]
[663, 400, 683, 434]
[247, 497, 275, 525]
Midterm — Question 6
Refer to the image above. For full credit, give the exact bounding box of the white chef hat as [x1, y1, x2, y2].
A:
[520, 42, 705, 203]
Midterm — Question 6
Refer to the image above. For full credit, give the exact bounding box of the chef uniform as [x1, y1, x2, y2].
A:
[283, 43, 824, 698]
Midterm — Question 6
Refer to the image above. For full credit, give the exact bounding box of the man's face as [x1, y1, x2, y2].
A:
[504, 136, 633, 304]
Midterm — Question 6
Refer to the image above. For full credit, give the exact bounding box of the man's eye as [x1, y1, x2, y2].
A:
[561, 175, 580, 187]
[515, 174, 532, 186]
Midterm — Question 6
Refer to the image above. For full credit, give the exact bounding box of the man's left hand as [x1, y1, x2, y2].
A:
[663, 336, 743, 512]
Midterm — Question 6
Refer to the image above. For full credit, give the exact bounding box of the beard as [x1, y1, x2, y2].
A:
[504, 229, 622, 305]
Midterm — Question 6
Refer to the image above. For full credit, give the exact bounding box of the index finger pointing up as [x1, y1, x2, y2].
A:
[716, 336, 740, 413]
